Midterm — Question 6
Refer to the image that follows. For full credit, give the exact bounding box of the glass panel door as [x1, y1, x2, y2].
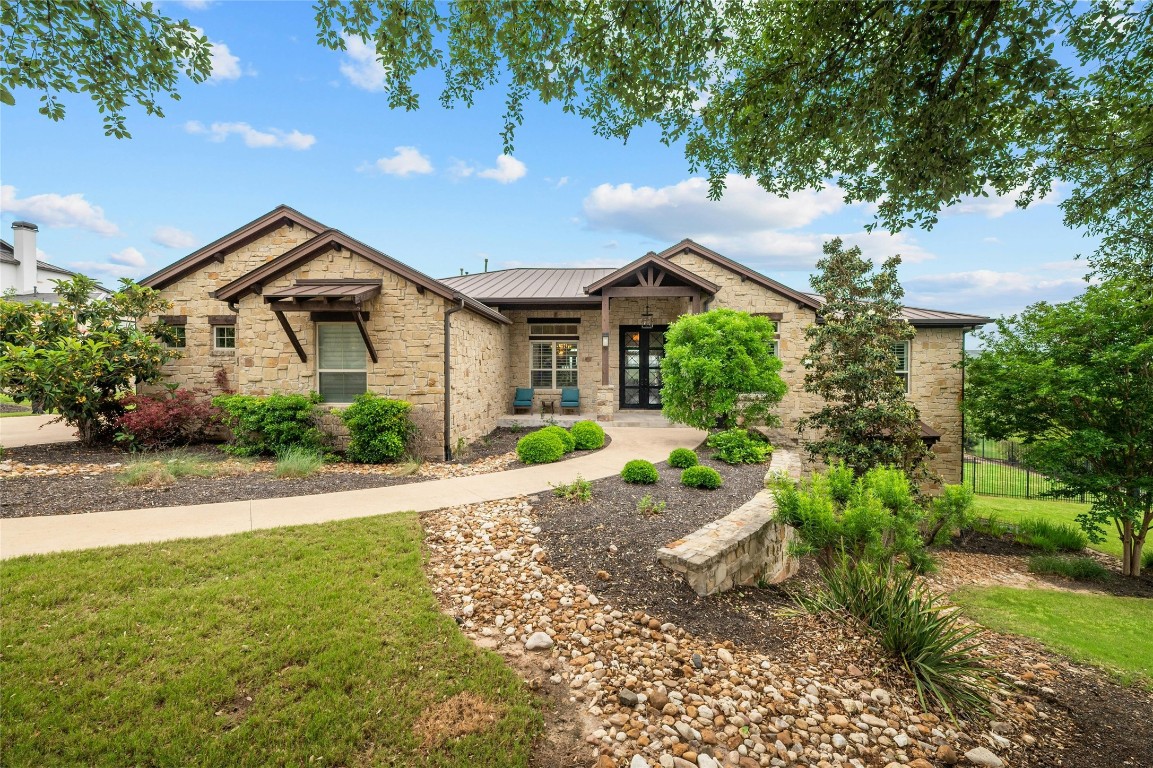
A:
[619, 326, 667, 409]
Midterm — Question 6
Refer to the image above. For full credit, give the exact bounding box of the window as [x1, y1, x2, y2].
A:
[530, 341, 578, 388]
[317, 323, 367, 403]
[529, 323, 579, 338]
[213, 325, 235, 350]
[892, 341, 910, 392]
[167, 326, 187, 348]
[752, 313, 781, 356]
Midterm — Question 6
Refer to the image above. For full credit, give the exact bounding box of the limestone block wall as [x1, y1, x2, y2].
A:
[907, 326, 966, 483]
[449, 307, 510, 454]
[657, 449, 802, 596]
[146, 224, 318, 392]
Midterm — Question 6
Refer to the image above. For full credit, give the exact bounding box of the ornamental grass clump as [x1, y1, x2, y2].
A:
[570, 420, 605, 450]
[1027, 555, 1111, 581]
[516, 430, 566, 465]
[807, 557, 992, 719]
[668, 447, 698, 468]
[621, 459, 659, 484]
[1014, 516, 1087, 553]
[274, 447, 325, 479]
[539, 425, 575, 453]
[680, 465, 723, 489]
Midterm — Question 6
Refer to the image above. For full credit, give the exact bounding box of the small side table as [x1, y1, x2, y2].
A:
[540, 399, 556, 417]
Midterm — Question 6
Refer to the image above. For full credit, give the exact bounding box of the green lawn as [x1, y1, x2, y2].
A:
[966, 460, 1071, 498]
[0, 516, 541, 767]
[954, 587, 1153, 689]
[972, 496, 1122, 559]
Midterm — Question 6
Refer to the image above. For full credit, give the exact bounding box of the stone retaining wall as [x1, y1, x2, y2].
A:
[657, 449, 802, 596]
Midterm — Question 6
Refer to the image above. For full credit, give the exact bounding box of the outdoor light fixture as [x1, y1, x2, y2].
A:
[602, 332, 609, 347]
[640, 302, 654, 329]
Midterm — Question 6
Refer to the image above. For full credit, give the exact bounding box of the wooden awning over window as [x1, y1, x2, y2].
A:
[262, 280, 380, 365]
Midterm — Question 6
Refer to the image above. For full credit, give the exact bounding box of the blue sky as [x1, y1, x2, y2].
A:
[0, 0, 1096, 320]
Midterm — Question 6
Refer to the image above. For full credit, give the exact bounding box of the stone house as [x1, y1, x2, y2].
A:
[140, 205, 987, 478]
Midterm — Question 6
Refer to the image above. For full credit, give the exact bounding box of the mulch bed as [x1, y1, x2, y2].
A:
[531, 449, 817, 653]
[0, 427, 609, 519]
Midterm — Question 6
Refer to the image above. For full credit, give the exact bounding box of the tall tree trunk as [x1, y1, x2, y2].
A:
[1121, 518, 1135, 577]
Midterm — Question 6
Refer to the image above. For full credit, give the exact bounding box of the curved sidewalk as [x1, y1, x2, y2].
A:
[0, 425, 704, 559]
[0, 414, 77, 448]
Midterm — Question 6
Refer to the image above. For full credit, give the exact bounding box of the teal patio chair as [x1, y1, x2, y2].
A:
[513, 387, 534, 413]
[560, 387, 580, 414]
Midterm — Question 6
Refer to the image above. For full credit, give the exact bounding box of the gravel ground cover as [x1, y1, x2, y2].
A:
[0, 427, 608, 518]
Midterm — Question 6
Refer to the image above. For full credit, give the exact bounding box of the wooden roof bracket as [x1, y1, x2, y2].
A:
[353, 311, 379, 364]
[274, 310, 308, 362]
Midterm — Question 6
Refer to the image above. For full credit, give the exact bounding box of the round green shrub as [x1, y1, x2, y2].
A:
[539, 425, 575, 453]
[516, 431, 566, 464]
[681, 465, 723, 489]
[668, 447, 698, 468]
[570, 420, 606, 450]
[621, 459, 659, 484]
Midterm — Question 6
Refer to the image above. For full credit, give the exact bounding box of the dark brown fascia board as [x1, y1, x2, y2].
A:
[476, 296, 603, 306]
[584, 252, 720, 295]
[140, 205, 328, 289]
[212, 229, 510, 326]
[656, 238, 823, 310]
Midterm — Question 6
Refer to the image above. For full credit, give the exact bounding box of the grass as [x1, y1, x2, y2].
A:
[1027, 554, 1111, 581]
[953, 587, 1153, 689]
[0, 515, 541, 766]
[273, 447, 325, 478]
[966, 460, 1070, 497]
[971, 497, 1122, 559]
[117, 450, 220, 487]
[1014, 516, 1088, 552]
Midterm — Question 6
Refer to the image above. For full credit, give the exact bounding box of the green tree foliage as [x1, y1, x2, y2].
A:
[0, 276, 176, 445]
[799, 239, 932, 480]
[1, 0, 213, 137]
[660, 308, 785, 430]
[965, 278, 1153, 577]
[314, 1, 1150, 274]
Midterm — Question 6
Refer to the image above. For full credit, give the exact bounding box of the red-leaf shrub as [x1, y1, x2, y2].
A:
[115, 388, 222, 449]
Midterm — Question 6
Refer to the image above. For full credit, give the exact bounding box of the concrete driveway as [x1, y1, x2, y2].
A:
[0, 414, 77, 448]
[0, 424, 706, 559]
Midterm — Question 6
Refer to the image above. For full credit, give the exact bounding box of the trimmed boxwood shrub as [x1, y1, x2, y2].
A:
[681, 465, 723, 489]
[668, 447, 698, 468]
[540, 425, 575, 453]
[340, 393, 415, 463]
[707, 428, 772, 464]
[621, 459, 659, 484]
[213, 392, 325, 457]
[571, 420, 606, 450]
[517, 430, 566, 464]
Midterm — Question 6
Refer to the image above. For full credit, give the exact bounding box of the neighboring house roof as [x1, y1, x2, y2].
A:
[140, 204, 328, 290]
[803, 293, 991, 327]
[213, 229, 510, 325]
[440, 268, 616, 304]
[1, 238, 111, 295]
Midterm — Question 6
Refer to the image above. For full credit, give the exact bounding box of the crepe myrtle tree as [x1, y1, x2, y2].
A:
[0, 275, 178, 445]
[660, 308, 786, 430]
[965, 278, 1153, 578]
[799, 239, 933, 482]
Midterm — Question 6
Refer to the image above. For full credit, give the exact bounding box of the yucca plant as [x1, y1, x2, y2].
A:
[807, 557, 992, 719]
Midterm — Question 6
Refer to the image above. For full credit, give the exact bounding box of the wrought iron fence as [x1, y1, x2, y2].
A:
[962, 437, 1087, 502]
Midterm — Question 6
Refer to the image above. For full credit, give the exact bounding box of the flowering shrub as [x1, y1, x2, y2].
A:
[0, 276, 177, 445]
[115, 387, 221, 450]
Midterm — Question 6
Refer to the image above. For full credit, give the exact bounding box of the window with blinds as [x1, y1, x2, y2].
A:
[317, 323, 367, 402]
[892, 341, 910, 393]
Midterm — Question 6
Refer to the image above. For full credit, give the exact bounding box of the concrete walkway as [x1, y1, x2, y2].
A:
[0, 425, 704, 559]
[0, 414, 77, 448]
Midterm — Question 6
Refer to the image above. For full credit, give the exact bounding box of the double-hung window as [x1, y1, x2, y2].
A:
[529, 322, 579, 389]
[213, 325, 235, 350]
[317, 323, 367, 403]
[891, 341, 910, 393]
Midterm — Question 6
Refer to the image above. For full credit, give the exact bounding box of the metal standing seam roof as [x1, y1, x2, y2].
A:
[262, 280, 382, 304]
[439, 268, 616, 301]
[802, 293, 991, 326]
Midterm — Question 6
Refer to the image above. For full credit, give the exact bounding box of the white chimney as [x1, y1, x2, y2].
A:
[12, 221, 39, 294]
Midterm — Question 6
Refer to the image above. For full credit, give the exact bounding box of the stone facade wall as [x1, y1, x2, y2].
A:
[147, 224, 317, 392]
[449, 306, 510, 456]
[667, 249, 968, 483]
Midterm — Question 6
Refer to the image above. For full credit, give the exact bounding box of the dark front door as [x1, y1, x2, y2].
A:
[620, 326, 667, 409]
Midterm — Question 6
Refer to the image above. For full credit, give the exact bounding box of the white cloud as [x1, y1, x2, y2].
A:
[904, 267, 1088, 318]
[580, 175, 934, 270]
[185, 120, 316, 150]
[448, 160, 476, 180]
[180, 1, 212, 9]
[70, 248, 151, 279]
[945, 184, 1059, 219]
[0, 185, 119, 236]
[477, 155, 527, 184]
[365, 146, 433, 177]
[546, 176, 570, 189]
[151, 225, 198, 249]
[339, 35, 387, 90]
[982, 236, 1001, 244]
